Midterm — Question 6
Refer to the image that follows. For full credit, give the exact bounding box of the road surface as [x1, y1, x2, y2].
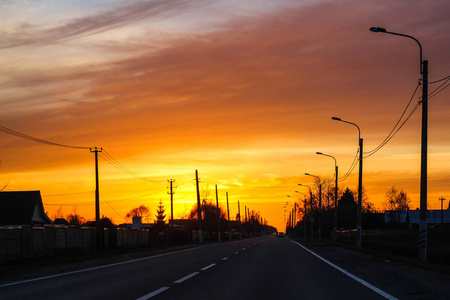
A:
[0, 236, 396, 299]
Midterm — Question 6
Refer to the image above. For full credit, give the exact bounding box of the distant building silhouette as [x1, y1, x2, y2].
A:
[385, 209, 450, 224]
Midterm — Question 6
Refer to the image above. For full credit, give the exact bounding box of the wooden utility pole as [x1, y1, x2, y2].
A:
[90, 147, 102, 222]
[90, 147, 102, 250]
[195, 170, 203, 243]
[226, 192, 230, 221]
[215, 185, 221, 242]
[167, 179, 176, 227]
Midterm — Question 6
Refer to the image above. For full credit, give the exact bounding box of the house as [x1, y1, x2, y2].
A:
[0, 191, 53, 226]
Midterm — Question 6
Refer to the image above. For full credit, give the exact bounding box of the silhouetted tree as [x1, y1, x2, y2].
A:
[66, 208, 85, 227]
[337, 188, 357, 230]
[52, 206, 64, 221]
[154, 200, 166, 231]
[189, 201, 227, 233]
[126, 205, 150, 222]
[384, 186, 411, 223]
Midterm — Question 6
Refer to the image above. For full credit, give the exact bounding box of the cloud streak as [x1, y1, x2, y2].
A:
[0, 0, 196, 48]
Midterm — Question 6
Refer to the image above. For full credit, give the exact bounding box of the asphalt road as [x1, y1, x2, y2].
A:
[0, 236, 396, 300]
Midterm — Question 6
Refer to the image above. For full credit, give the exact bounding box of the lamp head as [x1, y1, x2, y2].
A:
[331, 117, 341, 121]
[370, 27, 386, 33]
[305, 173, 310, 176]
[316, 152, 323, 155]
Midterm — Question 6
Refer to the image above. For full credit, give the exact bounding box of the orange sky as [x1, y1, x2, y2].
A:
[1, 0, 450, 231]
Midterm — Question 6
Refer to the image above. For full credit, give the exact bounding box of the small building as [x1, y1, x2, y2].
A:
[0, 191, 53, 226]
[385, 209, 450, 224]
[53, 218, 70, 226]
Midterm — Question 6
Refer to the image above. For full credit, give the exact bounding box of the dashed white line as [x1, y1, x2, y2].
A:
[200, 263, 216, 271]
[136, 287, 170, 300]
[235, 251, 239, 254]
[174, 272, 199, 284]
[291, 240, 398, 300]
[242, 248, 246, 251]
[222, 257, 229, 261]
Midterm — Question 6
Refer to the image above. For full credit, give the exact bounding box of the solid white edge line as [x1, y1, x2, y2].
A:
[290, 240, 398, 300]
[136, 287, 170, 300]
[0, 246, 201, 288]
[200, 263, 216, 271]
[174, 272, 199, 284]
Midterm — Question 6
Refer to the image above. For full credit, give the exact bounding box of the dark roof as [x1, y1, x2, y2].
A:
[0, 191, 53, 225]
[53, 218, 70, 225]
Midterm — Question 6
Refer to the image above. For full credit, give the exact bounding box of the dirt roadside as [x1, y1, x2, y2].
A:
[298, 239, 450, 300]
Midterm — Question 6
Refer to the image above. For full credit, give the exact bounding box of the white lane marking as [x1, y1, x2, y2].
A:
[201, 264, 216, 271]
[136, 287, 170, 300]
[0, 247, 199, 288]
[234, 251, 239, 254]
[291, 240, 398, 300]
[222, 257, 228, 261]
[174, 272, 199, 284]
[242, 248, 246, 250]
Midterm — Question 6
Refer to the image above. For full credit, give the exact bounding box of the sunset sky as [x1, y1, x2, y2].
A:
[1, 0, 449, 231]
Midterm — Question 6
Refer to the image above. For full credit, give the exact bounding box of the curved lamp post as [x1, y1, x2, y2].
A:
[370, 26, 428, 262]
[298, 183, 314, 240]
[332, 117, 363, 248]
[305, 173, 322, 241]
[317, 152, 339, 242]
[295, 191, 307, 239]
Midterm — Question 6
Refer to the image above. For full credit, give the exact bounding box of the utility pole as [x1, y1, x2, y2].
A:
[238, 201, 241, 222]
[226, 192, 230, 221]
[245, 206, 247, 222]
[167, 179, 176, 227]
[356, 137, 363, 248]
[90, 147, 102, 250]
[333, 165, 338, 242]
[439, 197, 446, 224]
[90, 147, 102, 222]
[419, 59, 428, 261]
[238, 201, 242, 239]
[369, 26, 428, 261]
[195, 170, 203, 243]
[226, 192, 231, 240]
[215, 185, 221, 242]
[294, 205, 297, 229]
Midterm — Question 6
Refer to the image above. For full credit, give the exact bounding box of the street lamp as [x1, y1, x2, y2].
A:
[317, 152, 339, 242]
[298, 184, 314, 240]
[332, 117, 363, 248]
[296, 191, 307, 239]
[370, 26, 428, 262]
[305, 173, 322, 241]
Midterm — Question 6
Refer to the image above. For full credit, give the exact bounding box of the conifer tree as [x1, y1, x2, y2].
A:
[155, 200, 166, 230]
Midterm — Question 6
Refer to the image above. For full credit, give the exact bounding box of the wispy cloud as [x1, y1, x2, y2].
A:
[0, 0, 196, 48]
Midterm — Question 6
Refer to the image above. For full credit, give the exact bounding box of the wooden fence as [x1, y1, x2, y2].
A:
[0, 225, 152, 262]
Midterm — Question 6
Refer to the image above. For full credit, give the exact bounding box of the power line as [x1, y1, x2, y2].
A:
[339, 148, 359, 181]
[100, 194, 127, 222]
[99, 150, 165, 182]
[365, 101, 421, 159]
[429, 75, 450, 84]
[428, 77, 450, 99]
[364, 83, 420, 157]
[43, 191, 94, 197]
[0, 125, 91, 149]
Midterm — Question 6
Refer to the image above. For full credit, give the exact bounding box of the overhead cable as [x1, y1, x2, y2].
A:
[0, 125, 91, 149]
[100, 150, 165, 182]
[364, 83, 420, 157]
